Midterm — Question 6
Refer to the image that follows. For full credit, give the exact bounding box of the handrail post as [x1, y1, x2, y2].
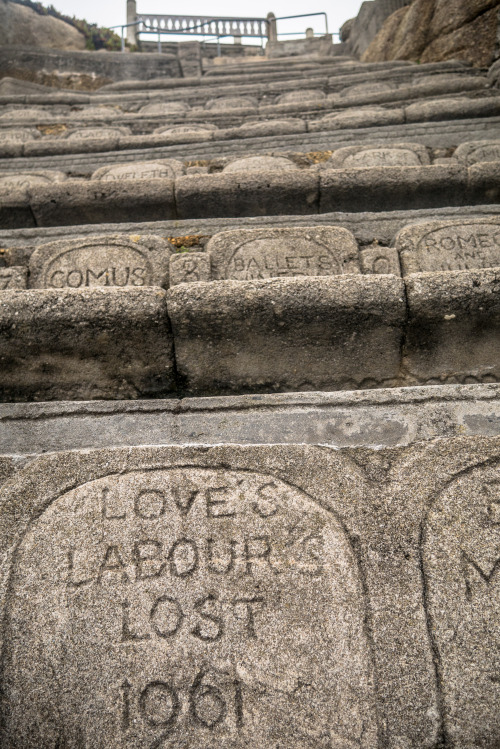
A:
[126, 0, 137, 45]
[266, 12, 277, 43]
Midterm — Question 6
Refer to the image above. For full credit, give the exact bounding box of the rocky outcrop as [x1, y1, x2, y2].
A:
[362, 0, 500, 67]
[0, 0, 86, 50]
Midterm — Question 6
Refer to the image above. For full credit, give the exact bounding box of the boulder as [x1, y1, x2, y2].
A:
[0, 0, 85, 50]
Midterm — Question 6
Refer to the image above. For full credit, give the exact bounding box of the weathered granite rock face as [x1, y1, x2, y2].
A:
[0, 0, 85, 51]
[362, 0, 500, 67]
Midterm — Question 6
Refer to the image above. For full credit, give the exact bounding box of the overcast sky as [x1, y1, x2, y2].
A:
[48, 0, 363, 41]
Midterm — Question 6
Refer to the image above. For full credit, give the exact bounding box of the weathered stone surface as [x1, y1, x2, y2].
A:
[0, 444, 382, 748]
[206, 227, 360, 281]
[92, 159, 185, 181]
[2, 437, 499, 745]
[29, 179, 176, 227]
[175, 172, 319, 220]
[396, 218, 500, 273]
[320, 164, 467, 213]
[205, 96, 257, 111]
[139, 101, 190, 115]
[0, 266, 27, 290]
[405, 96, 500, 122]
[360, 244, 402, 275]
[361, 0, 500, 68]
[235, 119, 306, 137]
[276, 89, 326, 104]
[308, 107, 405, 131]
[0, 107, 55, 120]
[339, 81, 397, 98]
[0, 170, 67, 189]
[1, 384, 499, 455]
[421, 459, 500, 747]
[404, 268, 500, 385]
[328, 143, 430, 168]
[223, 156, 299, 174]
[29, 235, 173, 290]
[71, 107, 122, 120]
[167, 275, 405, 394]
[66, 127, 131, 140]
[0, 0, 86, 50]
[0, 128, 40, 143]
[169, 252, 211, 286]
[454, 140, 500, 165]
[0, 288, 174, 401]
[154, 124, 217, 136]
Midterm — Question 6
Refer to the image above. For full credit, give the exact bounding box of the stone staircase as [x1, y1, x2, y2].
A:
[0, 48, 499, 749]
[0, 53, 499, 400]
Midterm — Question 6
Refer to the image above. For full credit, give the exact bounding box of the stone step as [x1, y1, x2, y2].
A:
[2, 206, 498, 259]
[2, 162, 499, 229]
[1, 108, 499, 168]
[2, 216, 499, 283]
[0, 383, 497, 457]
[0, 267, 499, 400]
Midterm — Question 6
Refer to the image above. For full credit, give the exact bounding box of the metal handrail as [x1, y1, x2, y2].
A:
[274, 12, 329, 35]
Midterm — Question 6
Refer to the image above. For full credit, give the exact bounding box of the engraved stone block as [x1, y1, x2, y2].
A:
[339, 81, 397, 98]
[0, 446, 378, 748]
[66, 127, 131, 140]
[0, 128, 40, 143]
[454, 140, 500, 166]
[29, 235, 173, 290]
[236, 119, 306, 137]
[396, 219, 500, 274]
[154, 123, 217, 136]
[223, 156, 298, 174]
[422, 462, 500, 747]
[71, 107, 121, 119]
[0, 171, 67, 190]
[139, 101, 190, 115]
[308, 107, 405, 132]
[276, 89, 326, 104]
[205, 96, 257, 111]
[0, 108, 55, 120]
[169, 252, 211, 286]
[92, 159, 185, 181]
[206, 227, 360, 281]
[360, 245, 401, 275]
[328, 143, 430, 169]
[0, 266, 27, 290]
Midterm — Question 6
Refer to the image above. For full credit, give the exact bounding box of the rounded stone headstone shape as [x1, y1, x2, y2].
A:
[92, 159, 185, 181]
[223, 156, 298, 174]
[340, 82, 395, 98]
[328, 143, 430, 169]
[71, 107, 122, 120]
[454, 140, 500, 166]
[0, 170, 67, 189]
[29, 234, 173, 290]
[238, 119, 305, 136]
[395, 218, 500, 274]
[67, 127, 130, 140]
[276, 89, 326, 104]
[207, 226, 361, 281]
[422, 460, 500, 747]
[154, 123, 217, 136]
[139, 101, 190, 115]
[313, 107, 404, 130]
[205, 96, 257, 111]
[0, 128, 40, 143]
[0, 108, 54, 121]
[0, 459, 377, 748]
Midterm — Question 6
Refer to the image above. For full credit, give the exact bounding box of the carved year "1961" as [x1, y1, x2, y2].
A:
[1, 468, 376, 749]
